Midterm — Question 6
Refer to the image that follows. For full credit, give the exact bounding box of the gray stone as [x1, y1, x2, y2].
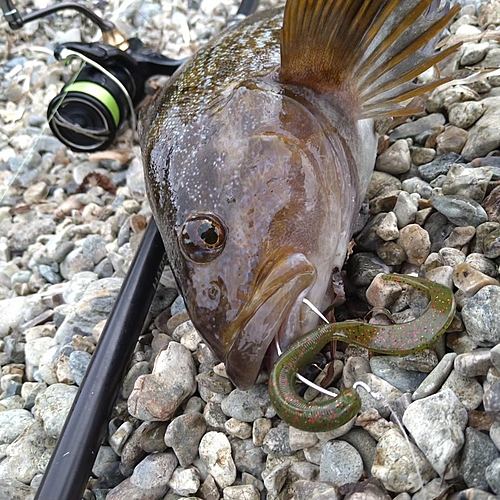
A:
[370, 357, 427, 393]
[393, 192, 418, 228]
[485, 457, 500, 494]
[459, 427, 500, 489]
[0, 296, 45, 339]
[319, 440, 363, 486]
[0, 409, 33, 445]
[128, 341, 197, 421]
[413, 352, 457, 400]
[462, 285, 500, 345]
[5, 420, 57, 484]
[168, 467, 200, 496]
[347, 253, 391, 287]
[483, 379, 500, 416]
[424, 212, 456, 253]
[221, 384, 275, 422]
[68, 350, 92, 386]
[462, 97, 500, 161]
[440, 369, 483, 411]
[403, 389, 467, 477]
[164, 412, 207, 467]
[431, 194, 488, 227]
[262, 423, 293, 456]
[389, 114, 446, 141]
[33, 383, 78, 438]
[418, 152, 462, 182]
[231, 437, 267, 478]
[55, 277, 123, 343]
[455, 349, 492, 377]
[441, 164, 492, 203]
[291, 480, 340, 500]
[223, 484, 260, 500]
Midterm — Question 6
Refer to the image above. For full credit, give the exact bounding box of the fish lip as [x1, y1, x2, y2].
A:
[224, 252, 316, 389]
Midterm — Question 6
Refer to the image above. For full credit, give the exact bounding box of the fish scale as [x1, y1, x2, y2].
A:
[140, 0, 461, 390]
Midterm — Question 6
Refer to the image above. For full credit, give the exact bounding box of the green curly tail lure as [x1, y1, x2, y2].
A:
[268, 274, 456, 432]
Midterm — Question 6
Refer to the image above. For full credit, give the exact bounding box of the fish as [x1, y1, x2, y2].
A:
[140, 0, 460, 390]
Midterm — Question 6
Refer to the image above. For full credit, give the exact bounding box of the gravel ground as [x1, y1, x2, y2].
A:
[1, 0, 500, 499]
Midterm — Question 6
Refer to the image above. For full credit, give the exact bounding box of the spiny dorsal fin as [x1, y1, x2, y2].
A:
[280, 0, 461, 119]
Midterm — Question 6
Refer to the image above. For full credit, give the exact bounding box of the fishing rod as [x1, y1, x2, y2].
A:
[1, 0, 259, 498]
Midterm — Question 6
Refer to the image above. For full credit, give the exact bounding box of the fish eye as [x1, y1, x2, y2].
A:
[179, 213, 227, 263]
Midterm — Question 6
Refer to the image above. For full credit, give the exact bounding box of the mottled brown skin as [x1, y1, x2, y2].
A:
[140, 9, 377, 389]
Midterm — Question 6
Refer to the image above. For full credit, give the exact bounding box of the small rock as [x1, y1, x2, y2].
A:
[485, 457, 500, 494]
[319, 440, 363, 486]
[440, 369, 483, 411]
[397, 224, 431, 265]
[418, 152, 462, 182]
[262, 423, 293, 456]
[436, 126, 468, 155]
[370, 357, 427, 393]
[33, 383, 79, 438]
[0, 409, 33, 444]
[390, 114, 446, 141]
[168, 467, 200, 496]
[375, 140, 411, 175]
[375, 212, 399, 241]
[128, 341, 197, 421]
[459, 427, 500, 489]
[455, 349, 492, 378]
[199, 431, 236, 489]
[372, 428, 436, 493]
[365, 274, 402, 309]
[223, 484, 260, 500]
[441, 164, 491, 203]
[431, 194, 488, 227]
[403, 389, 467, 477]
[413, 353, 457, 400]
[462, 285, 500, 345]
[221, 384, 275, 422]
[393, 192, 418, 228]
[453, 262, 499, 297]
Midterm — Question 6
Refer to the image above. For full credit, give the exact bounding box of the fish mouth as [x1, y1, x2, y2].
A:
[224, 252, 316, 389]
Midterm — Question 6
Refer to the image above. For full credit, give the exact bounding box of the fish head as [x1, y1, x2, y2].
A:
[142, 81, 353, 389]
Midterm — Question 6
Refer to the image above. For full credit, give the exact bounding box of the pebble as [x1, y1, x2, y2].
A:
[199, 431, 236, 488]
[389, 113, 446, 141]
[418, 152, 462, 182]
[0, 409, 34, 445]
[168, 467, 200, 496]
[441, 369, 484, 411]
[455, 349, 492, 377]
[462, 285, 500, 345]
[431, 194, 488, 227]
[319, 440, 363, 486]
[375, 140, 411, 175]
[459, 427, 500, 490]
[441, 164, 491, 203]
[393, 192, 418, 228]
[128, 341, 197, 421]
[370, 357, 427, 393]
[371, 428, 437, 493]
[403, 389, 468, 477]
[32, 383, 78, 438]
[485, 457, 500, 494]
[453, 262, 499, 296]
[396, 224, 431, 265]
[221, 384, 276, 422]
[462, 97, 500, 161]
[164, 413, 207, 467]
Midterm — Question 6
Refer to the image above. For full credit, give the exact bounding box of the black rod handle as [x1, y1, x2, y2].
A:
[34, 219, 166, 500]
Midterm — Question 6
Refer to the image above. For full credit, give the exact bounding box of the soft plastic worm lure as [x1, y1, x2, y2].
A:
[268, 274, 455, 432]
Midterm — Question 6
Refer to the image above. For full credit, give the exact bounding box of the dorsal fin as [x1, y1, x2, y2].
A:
[280, 0, 461, 118]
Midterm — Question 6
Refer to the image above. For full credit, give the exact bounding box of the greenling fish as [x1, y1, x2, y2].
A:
[140, 0, 460, 389]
